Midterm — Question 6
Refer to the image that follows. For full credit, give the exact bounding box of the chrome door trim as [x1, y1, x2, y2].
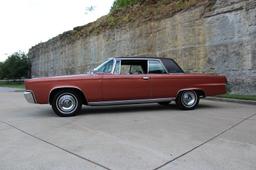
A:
[142, 76, 150, 80]
[87, 97, 175, 106]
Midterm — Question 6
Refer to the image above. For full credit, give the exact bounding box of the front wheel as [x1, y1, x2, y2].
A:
[52, 90, 82, 117]
[176, 90, 199, 110]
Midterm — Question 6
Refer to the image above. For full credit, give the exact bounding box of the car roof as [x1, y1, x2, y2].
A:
[107, 56, 184, 73]
[113, 56, 174, 61]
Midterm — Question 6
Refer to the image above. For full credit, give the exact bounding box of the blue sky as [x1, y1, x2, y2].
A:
[0, 0, 115, 61]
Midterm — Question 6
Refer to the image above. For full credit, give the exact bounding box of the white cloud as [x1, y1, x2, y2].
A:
[0, 0, 115, 61]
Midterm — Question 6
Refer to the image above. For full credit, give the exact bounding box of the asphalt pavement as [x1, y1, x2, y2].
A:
[0, 87, 255, 170]
[0, 87, 22, 92]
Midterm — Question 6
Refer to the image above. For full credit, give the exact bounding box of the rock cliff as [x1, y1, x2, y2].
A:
[28, 0, 256, 95]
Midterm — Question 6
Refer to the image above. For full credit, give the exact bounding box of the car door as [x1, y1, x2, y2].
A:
[101, 59, 151, 101]
[148, 59, 177, 98]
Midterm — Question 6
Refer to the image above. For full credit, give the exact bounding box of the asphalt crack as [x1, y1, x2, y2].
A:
[0, 120, 111, 170]
[153, 112, 256, 170]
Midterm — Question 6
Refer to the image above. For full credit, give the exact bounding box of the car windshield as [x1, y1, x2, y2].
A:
[93, 59, 114, 73]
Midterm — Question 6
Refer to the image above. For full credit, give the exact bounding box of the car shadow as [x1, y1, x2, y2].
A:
[78, 103, 217, 116]
[31, 102, 219, 117]
[79, 104, 175, 115]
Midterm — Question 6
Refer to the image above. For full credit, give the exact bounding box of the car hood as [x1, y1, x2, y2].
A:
[25, 74, 95, 83]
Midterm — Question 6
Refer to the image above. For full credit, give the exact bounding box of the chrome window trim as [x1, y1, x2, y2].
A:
[147, 60, 149, 74]
[111, 58, 116, 74]
[116, 57, 158, 60]
[88, 97, 175, 106]
[97, 57, 169, 75]
[112, 58, 121, 74]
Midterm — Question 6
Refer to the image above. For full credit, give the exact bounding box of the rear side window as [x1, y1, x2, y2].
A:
[161, 58, 184, 73]
[148, 60, 167, 74]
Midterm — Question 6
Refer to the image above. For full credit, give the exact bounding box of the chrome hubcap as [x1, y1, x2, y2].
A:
[57, 94, 78, 114]
[181, 91, 197, 107]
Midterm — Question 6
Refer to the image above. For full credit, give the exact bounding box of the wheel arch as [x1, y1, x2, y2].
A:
[176, 88, 206, 98]
[49, 86, 87, 105]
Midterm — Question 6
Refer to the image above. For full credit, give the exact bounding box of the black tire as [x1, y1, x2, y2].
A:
[158, 101, 171, 106]
[52, 90, 82, 117]
[176, 90, 199, 110]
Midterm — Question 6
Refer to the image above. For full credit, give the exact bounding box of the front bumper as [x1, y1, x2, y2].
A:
[24, 91, 37, 103]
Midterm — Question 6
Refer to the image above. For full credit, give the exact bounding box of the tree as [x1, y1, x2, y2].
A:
[0, 52, 31, 79]
[0, 62, 3, 79]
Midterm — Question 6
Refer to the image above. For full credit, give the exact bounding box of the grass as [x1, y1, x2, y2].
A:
[0, 82, 24, 89]
[218, 94, 256, 101]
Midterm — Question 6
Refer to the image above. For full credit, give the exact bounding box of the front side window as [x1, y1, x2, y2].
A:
[148, 60, 167, 74]
[120, 60, 147, 75]
[94, 59, 114, 73]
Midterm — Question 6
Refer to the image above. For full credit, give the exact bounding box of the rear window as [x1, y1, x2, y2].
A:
[161, 58, 184, 73]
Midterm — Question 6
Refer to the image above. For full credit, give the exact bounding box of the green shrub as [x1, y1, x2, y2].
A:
[111, 0, 140, 11]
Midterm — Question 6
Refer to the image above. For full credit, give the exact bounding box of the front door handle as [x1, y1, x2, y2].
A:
[142, 76, 150, 80]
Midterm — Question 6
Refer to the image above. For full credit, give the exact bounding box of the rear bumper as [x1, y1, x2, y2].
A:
[24, 91, 37, 103]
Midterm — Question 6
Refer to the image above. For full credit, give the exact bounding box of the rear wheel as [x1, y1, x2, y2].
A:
[52, 90, 82, 117]
[176, 90, 199, 110]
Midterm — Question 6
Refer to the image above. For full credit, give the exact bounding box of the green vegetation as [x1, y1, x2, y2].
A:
[111, 0, 140, 11]
[70, 0, 208, 37]
[0, 81, 24, 89]
[218, 94, 256, 101]
[0, 52, 31, 79]
[105, 0, 203, 28]
[110, 0, 202, 12]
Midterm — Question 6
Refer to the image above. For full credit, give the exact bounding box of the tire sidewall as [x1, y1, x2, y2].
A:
[52, 90, 82, 117]
[176, 90, 199, 110]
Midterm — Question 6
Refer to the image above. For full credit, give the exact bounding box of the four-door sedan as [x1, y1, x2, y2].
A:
[24, 57, 227, 117]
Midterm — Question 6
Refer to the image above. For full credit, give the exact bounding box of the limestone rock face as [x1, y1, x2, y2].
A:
[28, 0, 256, 95]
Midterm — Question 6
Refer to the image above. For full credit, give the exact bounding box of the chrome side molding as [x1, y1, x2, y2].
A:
[88, 97, 175, 106]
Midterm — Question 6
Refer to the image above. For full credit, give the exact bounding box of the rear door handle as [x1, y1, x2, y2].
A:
[142, 76, 150, 80]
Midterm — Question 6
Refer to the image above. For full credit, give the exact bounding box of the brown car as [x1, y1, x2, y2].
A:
[24, 57, 227, 117]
